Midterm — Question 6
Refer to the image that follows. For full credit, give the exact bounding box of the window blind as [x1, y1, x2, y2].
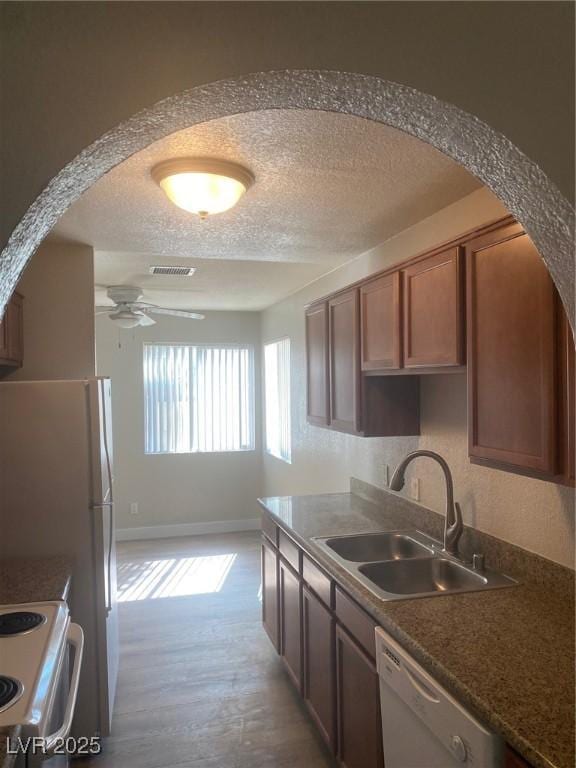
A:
[264, 338, 291, 463]
[144, 343, 255, 454]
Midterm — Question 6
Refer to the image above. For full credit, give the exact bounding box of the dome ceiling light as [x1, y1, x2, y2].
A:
[151, 158, 255, 219]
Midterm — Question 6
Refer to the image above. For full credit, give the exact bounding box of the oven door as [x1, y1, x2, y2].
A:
[18, 623, 84, 768]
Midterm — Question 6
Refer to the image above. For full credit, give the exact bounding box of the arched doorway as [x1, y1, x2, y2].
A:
[0, 70, 573, 326]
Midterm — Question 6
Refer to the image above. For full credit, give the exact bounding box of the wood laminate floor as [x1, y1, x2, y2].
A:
[77, 532, 334, 768]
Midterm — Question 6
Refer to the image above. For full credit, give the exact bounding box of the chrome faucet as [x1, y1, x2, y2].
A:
[389, 450, 464, 558]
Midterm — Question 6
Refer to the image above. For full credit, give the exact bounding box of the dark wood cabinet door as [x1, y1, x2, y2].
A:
[279, 558, 302, 691]
[505, 746, 532, 768]
[306, 302, 329, 426]
[336, 625, 384, 768]
[261, 537, 279, 652]
[0, 292, 23, 366]
[557, 309, 575, 486]
[403, 247, 464, 368]
[360, 272, 401, 371]
[0, 314, 9, 361]
[329, 289, 361, 434]
[302, 586, 335, 750]
[466, 225, 557, 475]
[6, 293, 23, 364]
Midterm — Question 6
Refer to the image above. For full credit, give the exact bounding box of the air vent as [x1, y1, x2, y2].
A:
[149, 266, 196, 277]
[384, 647, 401, 667]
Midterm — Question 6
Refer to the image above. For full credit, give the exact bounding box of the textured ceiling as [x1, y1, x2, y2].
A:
[93, 253, 328, 312]
[52, 108, 481, 310]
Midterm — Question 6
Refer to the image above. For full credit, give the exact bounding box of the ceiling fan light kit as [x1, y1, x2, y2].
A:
[151, 158, 255, 218]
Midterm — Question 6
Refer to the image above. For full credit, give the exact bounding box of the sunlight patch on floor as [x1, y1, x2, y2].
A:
[117, 554, 237, 601]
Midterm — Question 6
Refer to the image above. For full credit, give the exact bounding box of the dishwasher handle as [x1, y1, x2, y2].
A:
[43, 622, 85, 754]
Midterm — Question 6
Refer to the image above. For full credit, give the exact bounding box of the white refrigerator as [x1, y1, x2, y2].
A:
[0, 378, 119, 739]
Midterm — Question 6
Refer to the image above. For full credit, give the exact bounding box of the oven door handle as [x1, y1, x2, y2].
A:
[43, 622, 85, 755]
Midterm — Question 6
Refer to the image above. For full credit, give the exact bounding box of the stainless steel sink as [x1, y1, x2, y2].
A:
[312, 530, 517, 601]
[359, 557, 487, 595]
[321, 531, 433, 563]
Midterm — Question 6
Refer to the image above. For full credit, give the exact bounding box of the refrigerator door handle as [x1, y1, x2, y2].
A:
[100, 379, 115, 616]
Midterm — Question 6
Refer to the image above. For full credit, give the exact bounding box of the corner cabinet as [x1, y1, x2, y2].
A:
[466, 223, 564, 479]
[0, 292, 24, 374]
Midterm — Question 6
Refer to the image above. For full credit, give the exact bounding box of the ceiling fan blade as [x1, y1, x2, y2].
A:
[95, 307, 114, 315]
[146, 307, 205, 320]
[138, 314, 156, 326]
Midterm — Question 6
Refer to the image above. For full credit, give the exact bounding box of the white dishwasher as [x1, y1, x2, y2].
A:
[376, 627, 503, 768]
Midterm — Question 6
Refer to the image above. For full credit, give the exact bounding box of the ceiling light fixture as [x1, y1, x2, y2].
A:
[109, 309, 144, 329]
[151, 158, 254, 219]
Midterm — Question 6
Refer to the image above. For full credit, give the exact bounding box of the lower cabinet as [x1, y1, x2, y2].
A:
[261, 520, 384, 766]
[335, 624, 384, 768]
[279, 558, 302, 690]
[302, 585, 335, 749]
[505, 746, 532, 768]
[262, 517, 535, 768]
[261, 537, 279, 652]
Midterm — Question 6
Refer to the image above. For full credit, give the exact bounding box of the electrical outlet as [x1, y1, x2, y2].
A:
[130, 502, 139, 515]
[410, 477, 420, 502]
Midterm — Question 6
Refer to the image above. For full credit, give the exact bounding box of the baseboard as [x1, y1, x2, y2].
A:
[116, 518, 261, 542]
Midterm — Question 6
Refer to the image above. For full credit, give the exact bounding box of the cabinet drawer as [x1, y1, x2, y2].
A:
[335, 586, 377, 659]
[279, 529, 301, 574]
[303, 554, 333, 608]
[261, 513, 278, 547]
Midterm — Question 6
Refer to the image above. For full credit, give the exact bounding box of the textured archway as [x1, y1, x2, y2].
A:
[1, 70, 574, 326]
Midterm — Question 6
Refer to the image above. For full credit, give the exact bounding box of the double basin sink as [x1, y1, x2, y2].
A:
[313, 530, 516, 601]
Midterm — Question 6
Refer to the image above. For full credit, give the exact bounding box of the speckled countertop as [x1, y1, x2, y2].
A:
[0, 555, 72, 605]
[259, 487, 575, 768]
[0, 556, 73, 768]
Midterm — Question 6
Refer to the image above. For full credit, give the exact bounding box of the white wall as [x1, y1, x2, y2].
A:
[95, 311, 262, 533]
[8, 241, 95, 380]
[261, 188, 575, 568]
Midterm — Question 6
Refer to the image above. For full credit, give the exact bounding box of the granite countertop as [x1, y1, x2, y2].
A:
[0, 555, 72, 605]
[0, 555, 73, 768]
[259, 489, 575, 768]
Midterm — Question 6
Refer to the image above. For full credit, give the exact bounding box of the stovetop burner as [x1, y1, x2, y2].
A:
[0, 611, 46, 636]
[0, 676, 23, 713]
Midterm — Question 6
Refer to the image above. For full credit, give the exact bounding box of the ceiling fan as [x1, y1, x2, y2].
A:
[95, 285, 205, 328]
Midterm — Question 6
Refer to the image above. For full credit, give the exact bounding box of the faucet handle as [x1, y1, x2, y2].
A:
[472, 553, 485, 571]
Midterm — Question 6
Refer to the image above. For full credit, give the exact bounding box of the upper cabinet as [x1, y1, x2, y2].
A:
[304, 215, 574, 486]
[359, 248, 465, 375]
[305, 302, 330, 426]
[466, 223, 564, 479]
[0, 292, 24, 373]
[360, 273, 401, 371]
[328, 290, 362, 434]
[402, 247, 465, 369]
[305, 290, 420, 438]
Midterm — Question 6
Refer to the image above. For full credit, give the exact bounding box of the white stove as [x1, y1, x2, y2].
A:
[0, 602, 84, 766]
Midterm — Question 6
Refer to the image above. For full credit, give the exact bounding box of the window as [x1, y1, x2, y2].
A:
[264, 338, 291, 463]
[144, 343, 255, 454]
